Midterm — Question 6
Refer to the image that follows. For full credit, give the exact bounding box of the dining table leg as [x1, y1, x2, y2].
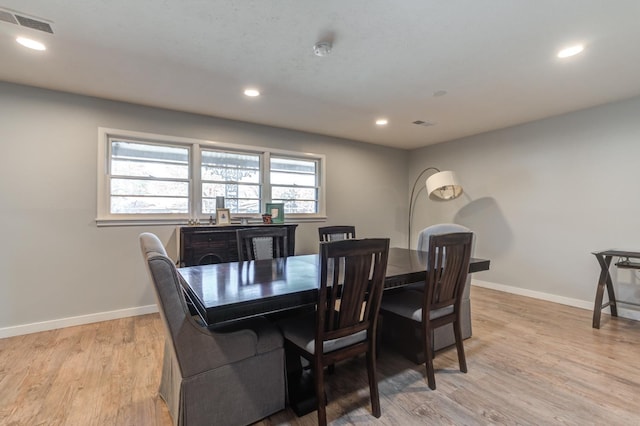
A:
[285, 349, 322, 417]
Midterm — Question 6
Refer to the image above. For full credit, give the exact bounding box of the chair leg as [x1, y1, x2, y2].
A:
[375, 315, 383, 358]
[314, 358, 327, 426]
[366, 348, 381, 418]
[423, 327, 436, 390]
[453, 318, 468, 373]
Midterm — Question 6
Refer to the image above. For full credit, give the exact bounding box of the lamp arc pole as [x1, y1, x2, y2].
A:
[408, 167, 440, 248]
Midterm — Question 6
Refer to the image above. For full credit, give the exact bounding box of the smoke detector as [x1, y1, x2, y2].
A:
[313, 41, 332, 57]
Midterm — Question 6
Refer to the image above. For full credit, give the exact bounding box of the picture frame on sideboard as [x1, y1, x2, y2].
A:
[265, 203, 284, 223]
[216, 208, 231, 225]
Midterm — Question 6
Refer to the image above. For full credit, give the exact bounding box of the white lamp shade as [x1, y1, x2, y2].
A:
[426, 170, 463, 200]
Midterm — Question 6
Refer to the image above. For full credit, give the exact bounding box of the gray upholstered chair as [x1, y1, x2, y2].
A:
[139, 232, 286, 426]
[380, 232, 472, 389]
[381, 223, 474, 359]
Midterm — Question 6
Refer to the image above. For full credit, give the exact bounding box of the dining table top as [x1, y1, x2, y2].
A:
[178, 247, 490, 325]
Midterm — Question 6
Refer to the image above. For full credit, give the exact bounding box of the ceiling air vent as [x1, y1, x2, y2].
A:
[0, 8, 53, 33]
[0, 9, 18, 24]
[412, 120, 436, 127]
[15, 14, 53, 33]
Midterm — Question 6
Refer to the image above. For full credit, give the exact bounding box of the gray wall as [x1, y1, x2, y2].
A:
[3, 80, 639, 335]
[0, 82, 408, 335]
[410, 95, 640, 318]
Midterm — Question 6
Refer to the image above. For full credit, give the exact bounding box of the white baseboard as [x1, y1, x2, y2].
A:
[615, 304, 640, 321]
[471, 279, 593, 310]
[0, 304, 158, 339]
[4, 280, 638, 340]
[472, 279, 640, 321]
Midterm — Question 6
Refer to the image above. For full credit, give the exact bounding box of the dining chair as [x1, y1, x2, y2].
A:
[409, 223, 473, 290]
[139, 232, 286, 425]
[236, 227, 288, 261]
[380, 232, 472, 390]
[317, 226, 358, 374]
[278, 238, 390, 425]
[398, 223, 474, 354]
[318, 225, 356, 242]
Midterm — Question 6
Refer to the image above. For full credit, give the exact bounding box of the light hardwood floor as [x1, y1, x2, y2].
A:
[2, 286, 640, 425]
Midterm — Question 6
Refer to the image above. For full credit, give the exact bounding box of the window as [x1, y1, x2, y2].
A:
[110, 141, 190, 214]
[201, 149, 261, 214]
[270, 156, 319, 214]
[97, 128, 325, 225]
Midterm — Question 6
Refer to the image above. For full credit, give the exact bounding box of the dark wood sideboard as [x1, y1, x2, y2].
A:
[179, 224, 298, 267]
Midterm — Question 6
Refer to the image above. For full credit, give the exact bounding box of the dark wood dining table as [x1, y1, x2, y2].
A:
[178, 247, 490, 326]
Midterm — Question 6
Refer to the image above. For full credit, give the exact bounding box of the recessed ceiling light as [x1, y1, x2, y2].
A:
[16, 36, 46, 51]
[375, 119, 388, 126]
[244, 89, 260, 97]
[557, 44, 584, 58]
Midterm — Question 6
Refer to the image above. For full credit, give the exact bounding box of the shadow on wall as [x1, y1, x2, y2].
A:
[168, 230, 179, 263]
[454, 196, 513, 258]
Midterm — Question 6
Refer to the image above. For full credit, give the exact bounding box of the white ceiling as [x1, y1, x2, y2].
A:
[2, 1, 640, 150]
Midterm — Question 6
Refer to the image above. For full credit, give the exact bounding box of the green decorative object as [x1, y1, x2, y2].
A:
[265, 203, 285, 223]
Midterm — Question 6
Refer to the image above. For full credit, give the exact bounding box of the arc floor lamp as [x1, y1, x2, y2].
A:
[408, 167, 464, 247]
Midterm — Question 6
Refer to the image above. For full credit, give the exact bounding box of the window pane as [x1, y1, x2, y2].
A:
[111, 196, 188, 214]
[270, 157, 319, 214]
[111, 178, 188, 196]
[109, 140, 190, 215]
[201, 151, 260, 182]
[271, 157, 316, 174]
[202, 150, 261, 213]
[272, 186, 317, 200]
[203, 198, 260, 214]
[271, 200, 317, 214]
[202, 183, 260, 198]
[202, 167, 260, 182]
[271, 171, 316, 186]
[111, 141, 188, 179]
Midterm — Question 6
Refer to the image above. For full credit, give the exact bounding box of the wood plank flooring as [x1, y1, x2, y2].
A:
[2, 286, 640, 425]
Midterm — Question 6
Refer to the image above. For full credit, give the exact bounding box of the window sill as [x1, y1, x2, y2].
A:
[95, 216, 328, 227]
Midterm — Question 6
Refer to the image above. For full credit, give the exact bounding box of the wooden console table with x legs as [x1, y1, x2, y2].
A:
[592, 249, 640, 329]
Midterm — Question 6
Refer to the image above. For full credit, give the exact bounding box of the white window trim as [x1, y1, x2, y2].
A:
[97, 127, 326, 227]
